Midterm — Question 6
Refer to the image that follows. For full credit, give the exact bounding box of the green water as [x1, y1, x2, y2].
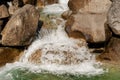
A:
[0, 66, 120, 80]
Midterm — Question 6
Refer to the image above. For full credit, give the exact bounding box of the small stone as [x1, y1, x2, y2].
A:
[0, 5, 9, 19]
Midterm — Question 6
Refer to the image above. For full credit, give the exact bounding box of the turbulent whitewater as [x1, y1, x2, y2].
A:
[0, 0, 104, 78]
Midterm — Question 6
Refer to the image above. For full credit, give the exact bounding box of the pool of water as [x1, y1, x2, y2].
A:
[0, 64, 120, 80]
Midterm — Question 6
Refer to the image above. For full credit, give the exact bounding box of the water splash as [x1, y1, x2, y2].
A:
[0, 0, 104, 78]
[19, 17, 104, 75]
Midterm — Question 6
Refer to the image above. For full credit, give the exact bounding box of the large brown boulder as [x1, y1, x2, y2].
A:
[0, 47, 23, 66]
[0, 5, 9, 19]
[68, 0, 90, 13]
[99, 37, 120, 62]
[108, 0, 120, 35]
[1, 4, 40, 46]
[66, 0, 111, 43]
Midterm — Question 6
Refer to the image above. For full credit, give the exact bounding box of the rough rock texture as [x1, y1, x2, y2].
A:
[0, 5, 9, 19]
[108, 0, 120, 35]
[28, 49, 42, 64]
[2, 4, 39, 46]
[68, 0, 91, 13]
[61, 10, 72, 20]
[99, 37, 120, 62]
[66, 0, 111, 43]
[0, 47, 23, 66]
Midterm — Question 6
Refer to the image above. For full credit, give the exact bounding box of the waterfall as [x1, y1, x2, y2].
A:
[18, 0, 104, 75]
[0, 0, 104, 77]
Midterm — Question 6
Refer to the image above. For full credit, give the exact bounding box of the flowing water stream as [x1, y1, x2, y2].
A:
[0, 0, 120, 80]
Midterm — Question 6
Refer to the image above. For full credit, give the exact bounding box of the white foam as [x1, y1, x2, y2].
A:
[58, 0, 69, 4]
[19, 24, 104, 75]
[42, 4, 69, 14]
[0, 0, 104, 77]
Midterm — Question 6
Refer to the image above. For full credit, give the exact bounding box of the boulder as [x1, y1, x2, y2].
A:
[99, 37, 120, 62]
[66, 0, 111, 43]
[108, 0, 120, 35]
[0, 47, 23, 66]
[0, 5, 9, 19]
[68, 0, 90, 13]
[68, 0, 111, 13]
[1, 4, 40, 46]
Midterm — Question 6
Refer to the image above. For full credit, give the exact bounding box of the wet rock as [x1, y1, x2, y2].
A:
[2, 4, 40, 46]
[108, 0, 120, 35]
[99, 37, 120, 62]
[36, 0, 44, 8]
[13, 0, 24, 7]
[28, 49, 42, 64]
[0, 5, 9, 19]
[8, 0, 24, 15]
[65, 20, 85, 40]
[66, 0, 111, 43]
[61, 10, 72, 20]
[0, 47, 23, 66]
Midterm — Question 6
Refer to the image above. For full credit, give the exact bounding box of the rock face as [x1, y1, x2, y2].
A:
[108, 0, 120, 35]
[1, 4, 39, 46]
[0, 47, 23, 66]
[0, 5, 9, 19]
[61, 10, 72, 20]
[66, 0, 111, 43]
[68, 0, 90, 13]
[99, 37, 120, 62]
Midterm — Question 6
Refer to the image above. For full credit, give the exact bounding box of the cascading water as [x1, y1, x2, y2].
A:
[0, 0, 105, 80]
[19, 0, 103, 75]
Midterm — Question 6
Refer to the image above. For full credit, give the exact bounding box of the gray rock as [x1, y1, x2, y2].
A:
[108, 1, 120, 35]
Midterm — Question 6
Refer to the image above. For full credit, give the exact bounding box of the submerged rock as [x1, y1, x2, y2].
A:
[66, 0, 111, 43]
[1, 4, 40, 46]
[8, 0, 24, 15]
